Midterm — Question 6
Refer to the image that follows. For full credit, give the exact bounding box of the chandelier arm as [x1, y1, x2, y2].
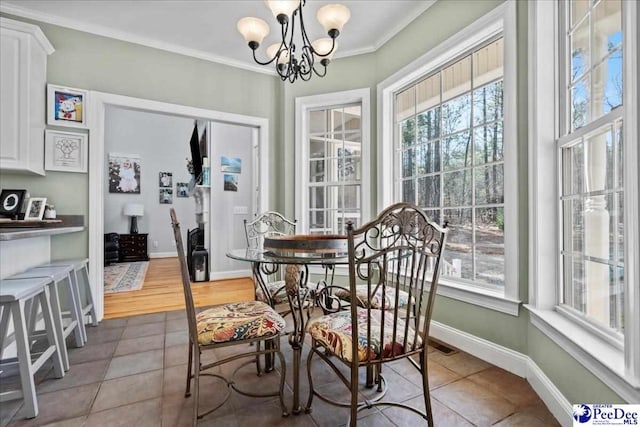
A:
[297, 2, 315, 50]
[311, 63, 328, 78]
[252, 48, 278, 66]
[300, 47, 315, 76]
[313, 37, 337, 58]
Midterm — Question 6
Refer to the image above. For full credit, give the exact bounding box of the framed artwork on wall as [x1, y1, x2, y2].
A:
[159, 189, 173, 204]
[108, 153, 141, 194]
[24, 197, 47, 221]
[176, 182, 189, 197]
[0, 189, 26, 218]
[44, 130, 88, 173]
[47, 84, 89, 128]
[220, 156, 241, 174]
[159, 172, 172, 188]
[223, 174, 238, 192]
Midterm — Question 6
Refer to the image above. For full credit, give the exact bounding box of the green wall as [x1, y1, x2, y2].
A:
[0, 0, 625, 407]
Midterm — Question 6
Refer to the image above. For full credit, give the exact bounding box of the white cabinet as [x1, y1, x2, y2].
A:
[0, 18, 54, 175]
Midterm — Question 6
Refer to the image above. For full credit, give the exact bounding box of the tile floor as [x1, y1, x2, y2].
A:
[1, 310, 560, 427]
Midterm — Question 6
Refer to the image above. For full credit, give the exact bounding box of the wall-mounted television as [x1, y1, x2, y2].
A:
[189, 123, 203, 183]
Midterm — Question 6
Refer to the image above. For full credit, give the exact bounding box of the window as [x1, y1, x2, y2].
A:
[559, 0, 625, 341]
[529, 0, 639, 401]
[395, 38, 505, 291]
[308, 105, 362, 234]
[295, 89, 371, 235]
[378, 2, 519, 314]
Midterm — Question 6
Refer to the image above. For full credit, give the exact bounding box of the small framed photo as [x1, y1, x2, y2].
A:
[223, 174, 238, 192]
[159, 189, 173, 204]
[0, 189, 26, 218]
[24, 197, 47, 221]
[176, 182, 189, 198]
[44, 130, 88, 173]
[47, 84, 88, 128]
[159, 172, 172, 188]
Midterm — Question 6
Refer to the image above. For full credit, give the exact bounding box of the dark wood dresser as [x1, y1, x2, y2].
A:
[119, 233, 149, 262]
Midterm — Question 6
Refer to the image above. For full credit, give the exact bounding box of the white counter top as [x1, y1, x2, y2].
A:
[0, 226, 84, 241]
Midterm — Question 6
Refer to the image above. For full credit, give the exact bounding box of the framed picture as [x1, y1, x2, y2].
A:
[159, 172, 172, 188]
[176, 182, 189, 197]
[47, 84, 88, 128]
[24, 197, 47, 221]
[0, 189, 26, 218]
[221, 156, 241, 174]
[159, 189, 173, 204]
[44, 130, 88, 173]
[223, 174, 238, 192]
[108, 153, 141, 194]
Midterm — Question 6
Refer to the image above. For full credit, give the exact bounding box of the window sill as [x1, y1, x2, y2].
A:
[308, 266, 522, 316]
[526, 305, 640, 403]
[437, 279, 521, 316]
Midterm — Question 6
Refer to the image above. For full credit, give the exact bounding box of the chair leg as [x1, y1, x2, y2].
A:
[421, 350, 433, 426]
[78, 263, 98, 327]
[273, 338, 289, 417]
[66, 270, 87, 347]
[48, 282, 70, 371]
[192, 348, 201, 427]
[185, 340, 193, 397]
[255, 340, 262, 376]
[11, 300, 38, 418]
[39, 288, 65, 379]
[349, 360, 359, 427]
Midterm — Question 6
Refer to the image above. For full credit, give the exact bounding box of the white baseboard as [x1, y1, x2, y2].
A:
[430, 321, 529, 376]
[430, 320, 571, 426]
[149, 251, 177, 259]
[208, 269, 252, 281]
[526, 358, 573, 427]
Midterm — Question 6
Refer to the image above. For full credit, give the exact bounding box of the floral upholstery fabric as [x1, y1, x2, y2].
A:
[255, 280, 288, 305]
[196, 301, 285, 345]
[306, 308, 422, 362]
[334, 285, 414, 310]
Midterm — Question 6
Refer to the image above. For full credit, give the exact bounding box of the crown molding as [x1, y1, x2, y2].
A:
[0, 2, 276, 76]
[1, 1, 437, 74]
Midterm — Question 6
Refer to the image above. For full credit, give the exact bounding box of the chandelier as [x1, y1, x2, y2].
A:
[237, 1, 350, 83]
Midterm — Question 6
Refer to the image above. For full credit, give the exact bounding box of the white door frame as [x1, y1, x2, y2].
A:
[88, 91, 270, 320]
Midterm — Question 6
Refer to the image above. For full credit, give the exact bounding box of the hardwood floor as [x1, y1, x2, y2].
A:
[103, 257, 255, 319]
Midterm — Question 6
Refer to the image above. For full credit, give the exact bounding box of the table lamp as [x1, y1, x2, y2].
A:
[123, 203, 144, 234]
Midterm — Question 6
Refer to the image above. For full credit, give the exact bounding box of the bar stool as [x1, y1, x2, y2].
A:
[0, 278, 65, 418]
[35, 258, 98, 343]
[8, 265, 85, 371]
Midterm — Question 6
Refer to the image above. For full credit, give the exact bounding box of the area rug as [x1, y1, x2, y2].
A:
[104, 261, 149, 294]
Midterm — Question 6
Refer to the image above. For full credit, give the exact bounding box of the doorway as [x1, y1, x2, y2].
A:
[88, 92, 270, 320]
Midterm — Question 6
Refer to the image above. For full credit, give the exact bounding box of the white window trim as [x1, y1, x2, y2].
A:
[527, 0, 640, 402]
[377, 1, 520, 316]
[295, 88, 371, 233]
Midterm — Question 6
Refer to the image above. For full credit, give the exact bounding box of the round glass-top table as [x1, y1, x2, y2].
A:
[227, 248, 349, 266]
[226, 247, 348, 414]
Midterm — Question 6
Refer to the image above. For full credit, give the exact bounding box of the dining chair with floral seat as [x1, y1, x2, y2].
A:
[244, 211, 297, 308]
[300, 203, 448, 426]
[169, 209, 289, 426]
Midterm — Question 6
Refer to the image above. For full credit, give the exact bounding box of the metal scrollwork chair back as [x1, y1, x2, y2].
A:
[169, 209, 288, 425]
[244, 211, 297, 309]
[303, 203, 448, 426]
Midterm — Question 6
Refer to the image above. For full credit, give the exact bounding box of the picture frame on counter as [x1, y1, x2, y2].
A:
[47, 84, 89, 128]
[44, 130, 88, 173]
[0, 189, 27, 218]
[24, 197, 47, 221]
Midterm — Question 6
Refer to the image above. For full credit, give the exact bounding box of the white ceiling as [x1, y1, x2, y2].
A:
[0, 0, 435, 74]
